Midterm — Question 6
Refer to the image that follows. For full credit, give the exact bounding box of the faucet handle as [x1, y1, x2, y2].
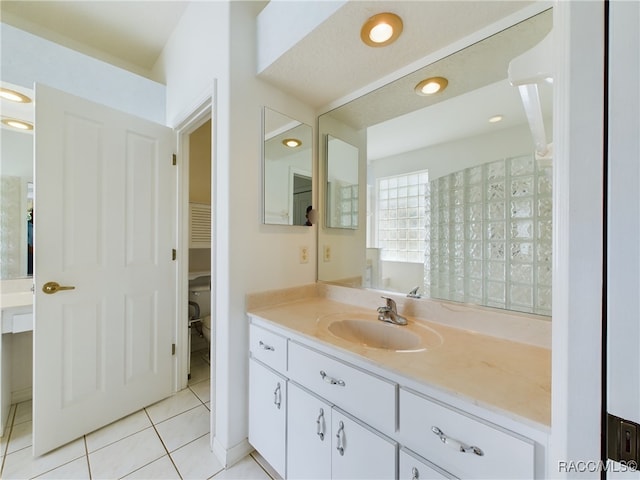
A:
[380, 296, 396, 311]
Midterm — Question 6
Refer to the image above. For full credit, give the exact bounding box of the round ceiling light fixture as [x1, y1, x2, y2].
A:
[414, 77, 449, 96]
[0, 88, 32, 103]
[2, 118, 34, 131]
[282, 138, 302, 148]
[488, 115, 504, 123]
[360, 12, 403, 47]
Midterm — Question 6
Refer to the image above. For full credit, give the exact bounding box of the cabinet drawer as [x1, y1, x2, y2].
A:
[249, 324, 287, 373]
[288, 341, 396, 436]
[399, 448, 456, 480]
[399, 388, 534, 479]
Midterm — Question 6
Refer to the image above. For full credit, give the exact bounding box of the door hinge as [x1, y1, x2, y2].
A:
[172, 154, 177, 166]
[172, 249, 177, 261]
[172, 343, 176, 355]
[607, 413, 640, 465]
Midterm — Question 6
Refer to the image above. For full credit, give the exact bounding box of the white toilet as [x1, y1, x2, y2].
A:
[188, 275, 212, 361]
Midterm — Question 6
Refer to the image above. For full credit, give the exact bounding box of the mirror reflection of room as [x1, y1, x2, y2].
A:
[0, 82, 34, 280]
[326, 135, 359, 229]
[263, 107, 313, 226]
[319, 10, 553, 316]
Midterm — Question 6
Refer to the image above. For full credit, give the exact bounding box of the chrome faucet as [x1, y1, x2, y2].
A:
[377, 296, 408, 325]
[407, 286, 421, 298]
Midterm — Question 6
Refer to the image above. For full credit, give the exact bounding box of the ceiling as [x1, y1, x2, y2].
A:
[0, 1, 189, 79]
[1, 1, 552, 158]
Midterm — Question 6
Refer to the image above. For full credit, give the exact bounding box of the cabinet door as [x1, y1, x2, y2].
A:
[399, 448, 456, 480]
[248, 359, 287, 477]
[332, 409, 397, 479]
[287, 383, 332, 480]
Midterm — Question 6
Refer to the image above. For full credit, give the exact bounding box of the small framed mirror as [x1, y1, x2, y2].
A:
[325, 135, 359, 229]
[262, 107, 313, 226]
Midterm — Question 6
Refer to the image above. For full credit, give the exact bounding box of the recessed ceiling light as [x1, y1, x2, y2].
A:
[489, 115, 504, 123]
[0, 88, 32, 103]
[414, 77, 448, 96]
[2, 118, 34, 131]
[361, 13, 403, 47]
[282, 138, 301, 148]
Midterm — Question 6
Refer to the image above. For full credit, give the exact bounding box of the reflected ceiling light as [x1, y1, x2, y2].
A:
[2, 118, 34, 130]
[282, 138, 301, 148]
[414, 77, 448, 96]
[0, 88, 32, 103]
[361, 12, 403, 47]
[489, 115, 504, 123]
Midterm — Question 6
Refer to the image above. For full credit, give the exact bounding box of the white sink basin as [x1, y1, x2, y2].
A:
[318, 313, 443, 352]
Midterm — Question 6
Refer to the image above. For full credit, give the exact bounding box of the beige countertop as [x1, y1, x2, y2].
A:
[248, 297, 551, 428]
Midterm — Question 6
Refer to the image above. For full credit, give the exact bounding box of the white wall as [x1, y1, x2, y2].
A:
[551, 1, 605, 476]
[157, 1, 317, 466]
[0, 23, 165, 124]
[368, 122, 535, 182]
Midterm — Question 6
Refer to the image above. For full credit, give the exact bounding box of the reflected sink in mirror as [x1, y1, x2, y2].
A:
[317, 313, 442, 352]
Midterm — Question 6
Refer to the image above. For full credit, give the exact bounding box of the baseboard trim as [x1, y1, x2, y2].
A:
[11, 386, 32, 404]
[212, 435, 253, 468]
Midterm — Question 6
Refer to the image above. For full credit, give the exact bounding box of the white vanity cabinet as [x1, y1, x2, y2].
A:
[331, 408, 397, 479]
[399, 448, 456, 480]
[286, 383, 333, 479]
[248, 358, 287, 477]
[398, 388, 534, 479]
[248, 317, 546, 479]
[287, 382, 397, 480]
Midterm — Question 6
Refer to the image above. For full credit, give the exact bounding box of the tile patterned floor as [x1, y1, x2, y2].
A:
[0, 348, 272, 480]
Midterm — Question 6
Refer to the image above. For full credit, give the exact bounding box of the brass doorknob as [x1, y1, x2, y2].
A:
[42, 282, 76, 294]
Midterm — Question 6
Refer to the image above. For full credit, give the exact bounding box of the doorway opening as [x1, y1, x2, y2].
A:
[175, 99, 213, 395]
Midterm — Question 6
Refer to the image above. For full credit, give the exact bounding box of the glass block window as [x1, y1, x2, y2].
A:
[377, 171, 429, 262]
[426, 155, 552, 315]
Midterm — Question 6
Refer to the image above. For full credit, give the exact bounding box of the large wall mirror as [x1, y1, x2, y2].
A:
[263, 107, 313, 226]
[318, 10, 553, 316]
[1, 82, 34, 280]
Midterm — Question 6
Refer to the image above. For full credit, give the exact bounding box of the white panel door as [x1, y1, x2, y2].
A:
[33, 83, 176, 455]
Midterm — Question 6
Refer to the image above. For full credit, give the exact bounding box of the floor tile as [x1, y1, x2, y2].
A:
[13, 400, 32, 426]
[188, 354, 210, 385]
[85, 410, 152, 453]
[251, 451, 280, 480]
[2, 438, 85, 480]
[189, 378, 211, 403]
[88, 427, 165, 479]
[7, 420, 32, 454]
[122, 455, 180, 479]
[145, 388, 202, 425]
[155, 405, 210, 452]
[34, 456, 90, 479]
[211, 455, 271, 479]
[170, 434, 223, 480]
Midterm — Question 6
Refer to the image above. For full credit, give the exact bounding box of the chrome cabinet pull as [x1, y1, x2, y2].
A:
[335, 421, 345, 456]
[316, 408, 325, 440]
[320, 370, 346, 387]
[273, 383, 282, 409]
[431, 426, 484, 456]
[411, 467, 420, 480]
[259, 340, 275, 351]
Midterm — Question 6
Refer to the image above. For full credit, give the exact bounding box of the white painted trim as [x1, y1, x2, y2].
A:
[550, 1, 605, 477]
[212, 435, 254, 469]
